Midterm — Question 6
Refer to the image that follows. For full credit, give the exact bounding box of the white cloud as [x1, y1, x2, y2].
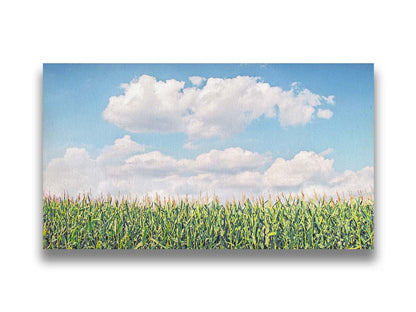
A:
[43, 148, 100, 196]
[328, 166, 374, 193]
[264, 151, 334, 187]
[323, 95, 335, 104]
[277, 88, 322, 126]
[189, 76, 206, 86]
[319, 148, 334, 156]
[44, 137, 373, 201]
[222, 171, 265, 196]
[122, 151, 181, 177]
[162, 173, 217, 197]
[102, 75, 188, 134]
[317, 108, 334, 119]
[103, 75, 334, 140]
[97, 135, 145, 165]
[182, 76, 280, 139]
[183, 142, 198, 150]
[188, 147, 271, 174]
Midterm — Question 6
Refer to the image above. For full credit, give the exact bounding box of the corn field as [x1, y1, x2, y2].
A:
[43, 193, 374, 249]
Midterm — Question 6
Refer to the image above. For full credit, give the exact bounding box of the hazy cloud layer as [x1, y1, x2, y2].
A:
[44, 137, 373, 201]
[103, 75, 334, 140]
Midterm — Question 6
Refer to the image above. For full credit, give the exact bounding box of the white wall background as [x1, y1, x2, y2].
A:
[1, 0, 415, 311]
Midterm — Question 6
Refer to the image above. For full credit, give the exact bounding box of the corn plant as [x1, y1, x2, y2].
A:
[43, 193, 374, 249]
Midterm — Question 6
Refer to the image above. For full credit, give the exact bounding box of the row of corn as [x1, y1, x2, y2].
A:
[43, 193, 374, 249]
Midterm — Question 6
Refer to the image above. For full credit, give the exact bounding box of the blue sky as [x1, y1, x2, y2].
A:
[43, 63, 373, 171]
[43, 63, 373, 199]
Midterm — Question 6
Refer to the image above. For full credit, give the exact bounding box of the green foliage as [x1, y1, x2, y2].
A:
[43, 193, 374, 249]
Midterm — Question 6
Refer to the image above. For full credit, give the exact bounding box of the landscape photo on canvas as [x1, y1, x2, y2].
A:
[42, 63, 374, 249]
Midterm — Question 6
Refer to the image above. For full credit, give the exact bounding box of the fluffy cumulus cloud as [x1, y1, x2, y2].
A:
[264, 151, 334, 188]
[188, 148, 271, 174]
[317, 108, 334, 119]
[43, 148, 100, 196]
[44, 137, 373, 201]
[189, 76, 206, 86]
[96, 135, 145, 165]
[328, 166, 374, 193]
[102, 75, 335, 141]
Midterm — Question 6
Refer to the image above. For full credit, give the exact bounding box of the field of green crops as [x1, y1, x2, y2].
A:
[43, 193, 374, 249]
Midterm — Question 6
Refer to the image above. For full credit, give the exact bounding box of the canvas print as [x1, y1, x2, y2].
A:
[43, 64, 374, 249]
